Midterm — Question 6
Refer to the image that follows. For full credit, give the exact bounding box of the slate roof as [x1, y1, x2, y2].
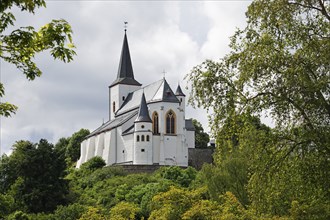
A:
[185, 119, 196, 131]
[175, 84, 185, 97]
[116, 78, 180, 116]
[135, 93, 152, 123]
[86, 110, 138, 139]
[110, 32, 141, 88]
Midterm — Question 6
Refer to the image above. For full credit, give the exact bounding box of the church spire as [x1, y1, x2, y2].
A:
[175, 84, 185, 97]
[110, 30, 141, 88]
[135, 93, 152, 123]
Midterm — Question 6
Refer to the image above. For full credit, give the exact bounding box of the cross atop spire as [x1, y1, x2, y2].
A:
[124, 21, 128, 32]
[110, 29, 141, 88]
[162, 69, 166, 79]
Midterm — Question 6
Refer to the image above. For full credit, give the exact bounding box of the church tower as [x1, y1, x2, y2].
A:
[133, 93, 153, 165]
[109, 31, 141, 120]
[175, 84, 186, 112]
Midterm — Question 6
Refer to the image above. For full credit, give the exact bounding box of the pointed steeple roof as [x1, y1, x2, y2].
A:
[110, 31, 141, 88]
[175, 84, 185, 96]
[153, 79, 180, 103]
[135, 93, 152, 123]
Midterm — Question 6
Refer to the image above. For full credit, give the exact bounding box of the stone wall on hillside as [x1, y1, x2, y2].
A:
[114, 148, 214, 173]
[188, 148, 214, 170]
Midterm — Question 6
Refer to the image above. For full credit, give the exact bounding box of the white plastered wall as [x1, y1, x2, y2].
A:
[95, 133, 104, 157]
[185, 130, 195, 149]
[76, 140, 87, 168]
[85, 136, 96, 162]
[134, 122, 153, 164]
[110, 84, 141, 120]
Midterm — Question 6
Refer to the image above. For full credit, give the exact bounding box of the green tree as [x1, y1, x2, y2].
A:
[80, 156, 106, 172]
[66, 129, 90, 163]
[0, 193, 14, 218]
[159, 166, 197, 187]
[53, 203, 86, 220]
[188, 0, 330, 151]
[2, 139, 68, 213]
[187, 0, 329, 217]
[182, 200, 222, 220]
[55, 137, 70, 156]
[149, 186, 205, 220]
[109, 201, 141, 220]
[79, 207, 106, 220]
[198, 114, 271, 208]
[192, 119, 210, 148]
[0, 0, 76, 117]
[7, 211, 29, 220]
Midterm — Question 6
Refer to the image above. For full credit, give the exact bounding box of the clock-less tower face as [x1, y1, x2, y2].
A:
[109, 32, 141, 120]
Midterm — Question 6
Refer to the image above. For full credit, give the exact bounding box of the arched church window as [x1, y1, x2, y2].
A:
[166, 110, 176, 134]
[112, 102, 116, 113]
[146, 135, 150, 142]
[152, 112, 159, 134]
[137, 135, 140, 142]
[141, 135, 145, 142]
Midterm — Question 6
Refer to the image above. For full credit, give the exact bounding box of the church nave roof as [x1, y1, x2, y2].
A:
[115, 78, 180, 117]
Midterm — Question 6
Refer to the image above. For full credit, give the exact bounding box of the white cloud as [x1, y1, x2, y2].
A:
[201, 1, 249, 60]
[0, 1, 251, 154]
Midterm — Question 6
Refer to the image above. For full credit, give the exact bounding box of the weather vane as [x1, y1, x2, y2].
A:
[124, 21, 128, 32]
[162, 69, 166, 79]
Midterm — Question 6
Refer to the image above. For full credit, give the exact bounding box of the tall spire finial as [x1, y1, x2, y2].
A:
[124, 21, 128, 32]
[162, 69, 166, 79]
[109, 25, 141, 88]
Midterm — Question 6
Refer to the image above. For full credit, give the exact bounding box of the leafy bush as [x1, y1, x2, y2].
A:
[159, 166, 197, 187]
[80, 156, 106, 171]
[110, 201, 141, 220]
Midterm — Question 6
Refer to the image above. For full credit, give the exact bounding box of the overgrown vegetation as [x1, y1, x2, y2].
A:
[1, 0, 329, 219]
[187, 0, 330, 218]
[1, 116, 329, 219]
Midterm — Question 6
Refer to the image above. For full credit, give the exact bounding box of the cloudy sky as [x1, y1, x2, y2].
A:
[1, 1, 251, 154]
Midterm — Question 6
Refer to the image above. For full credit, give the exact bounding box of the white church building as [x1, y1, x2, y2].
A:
[76, 31, 195, 168]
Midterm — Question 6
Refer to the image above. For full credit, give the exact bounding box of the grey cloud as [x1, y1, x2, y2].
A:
[1, 1, 249, 154]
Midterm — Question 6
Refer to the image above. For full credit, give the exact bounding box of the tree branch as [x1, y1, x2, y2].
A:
[288, 1, 323, 13]
[318, 0, 330, 22]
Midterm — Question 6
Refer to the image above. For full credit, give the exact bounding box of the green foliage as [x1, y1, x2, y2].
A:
[53, 203, 86, 220]
[138, 182, 173, 218]
[0, 0, 76, 117]
[290, 200, 330, 220]
[66, 129, 90, 163]
[149, 186, 194, 220]
[0, 139, 68, 213]
[201, 114, 271, 207]
[78, 207, 106, 220]
[158, 166, 197, 187]
[192, 119, 210, 148]
[110, 201, 141, 220]
[7, 211, 29, 220]
[80, 156, 106, 171]
[55, 137, 70, 156]
[182, 200, 221, 220]
[187, 0, 330, 218]
[115, 183, 130, 203]
[0, 193, 14, 218]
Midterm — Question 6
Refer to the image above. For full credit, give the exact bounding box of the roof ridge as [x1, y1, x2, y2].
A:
[151, 78, 165, 101]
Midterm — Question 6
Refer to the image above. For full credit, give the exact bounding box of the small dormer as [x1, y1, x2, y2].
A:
[175, 84, 186, 111]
